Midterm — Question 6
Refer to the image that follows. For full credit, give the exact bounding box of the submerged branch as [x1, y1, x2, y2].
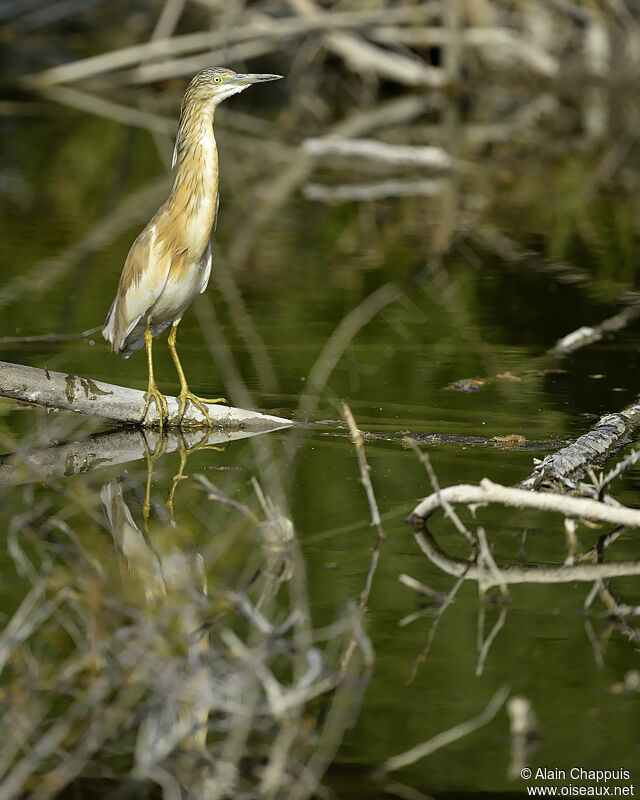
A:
[0, 360, 292, 430]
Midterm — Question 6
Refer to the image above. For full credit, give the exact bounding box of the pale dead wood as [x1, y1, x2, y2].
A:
[0, 360, 292, 430]
[303, 137, 453, 170]
[303, 178, 447, 203]
[520, 401, 640, 490]
[409, 478, 640, 529]
[28, 6, 439, 86]
[551, 305, 640, 355]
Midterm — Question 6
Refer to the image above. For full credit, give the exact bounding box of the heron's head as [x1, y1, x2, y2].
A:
[186, 67, 283, 106]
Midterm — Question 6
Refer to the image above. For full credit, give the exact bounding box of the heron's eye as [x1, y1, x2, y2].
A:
[213, 76, 222, 84]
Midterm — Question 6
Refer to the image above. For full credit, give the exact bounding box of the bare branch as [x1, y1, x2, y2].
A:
[0, 360, 292, 430]
[410, 478, 640, 530]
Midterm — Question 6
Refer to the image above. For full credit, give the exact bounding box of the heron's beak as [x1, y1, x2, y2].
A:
[232, 73, 283, 85]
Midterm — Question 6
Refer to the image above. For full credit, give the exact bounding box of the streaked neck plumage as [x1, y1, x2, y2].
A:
[168, 99, 218, 249]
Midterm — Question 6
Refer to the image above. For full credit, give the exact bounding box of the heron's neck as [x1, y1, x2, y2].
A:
[170, 103, 219, 211]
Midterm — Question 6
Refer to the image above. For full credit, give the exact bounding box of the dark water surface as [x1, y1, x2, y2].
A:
[1, 86, 640, 798]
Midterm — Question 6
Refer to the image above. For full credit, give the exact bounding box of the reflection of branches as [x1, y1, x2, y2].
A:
[29, 5, 440, 86]
[476, 605, 508, 677]
[378, 685, 509, 775]
[0, 440, 370, 798]
[295, 283, 400, 421]
[406, 566, 468, 685]
[0, 423, 286, 485]
[411, 522, 640, 589]
[303, 137, 453, 169]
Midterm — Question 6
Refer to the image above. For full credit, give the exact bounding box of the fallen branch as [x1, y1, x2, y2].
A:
[409, 478, 640, 530]
[0, 360, 292, 430]
[519, 400, 640, 490]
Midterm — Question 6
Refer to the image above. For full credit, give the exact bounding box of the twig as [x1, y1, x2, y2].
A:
[406, 439, 475, 545]
[0, 327, 101, 345]
[597, 449, 640, 501]
[338, 402, 385, 674]
[341, 402, 385, 542]
[378, 685, 509, 774]
[476, 605, 507, 677]
[476, 525, 509, 597]
[406, 567, 468, 684]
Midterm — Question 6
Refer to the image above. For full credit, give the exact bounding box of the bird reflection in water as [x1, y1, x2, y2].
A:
[139, 427, 226, 524]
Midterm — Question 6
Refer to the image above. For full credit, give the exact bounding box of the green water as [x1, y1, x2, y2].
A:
[1, 82, 640, 798]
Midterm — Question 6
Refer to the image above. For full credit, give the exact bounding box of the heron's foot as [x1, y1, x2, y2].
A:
[141, 432, 168, 527]
[141, 382, 169, 428]
[177, 389, 227, 428]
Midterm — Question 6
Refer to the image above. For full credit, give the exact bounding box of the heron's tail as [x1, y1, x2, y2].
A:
[102, 299, 119, 352]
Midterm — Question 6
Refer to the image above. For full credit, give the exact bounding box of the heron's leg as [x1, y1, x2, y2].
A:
[141, 316, 169, 428]
[166, 434, 188, 522]
[168, 319, 226, 428]
[166, 432, 227, 519]
[141, 429, 168, 529]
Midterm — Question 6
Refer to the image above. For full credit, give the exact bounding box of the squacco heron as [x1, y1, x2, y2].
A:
[103, 67, 282, 428]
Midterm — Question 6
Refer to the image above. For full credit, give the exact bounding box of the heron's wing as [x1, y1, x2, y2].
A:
[213, 190, 219, 232]
[104, 225, 171, 352]
[199, 240, 212, 294]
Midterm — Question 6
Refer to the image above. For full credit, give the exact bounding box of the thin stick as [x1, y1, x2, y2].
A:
[406, 567, 468, 685]
[338, 402, 386, 674]
[378, 685, 509, 774]
[406, 439, 475, 545]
